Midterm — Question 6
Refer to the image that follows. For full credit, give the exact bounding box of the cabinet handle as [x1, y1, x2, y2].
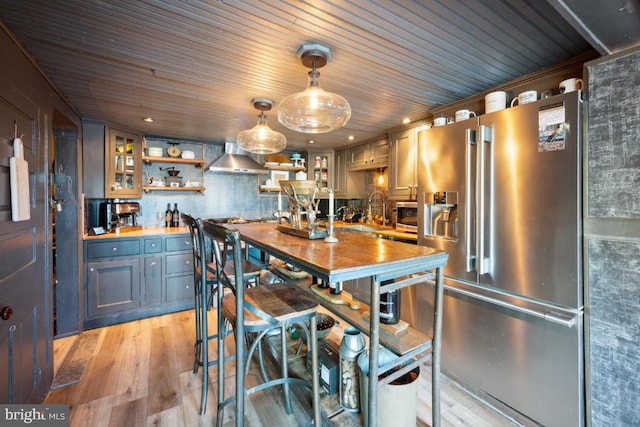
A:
[1, 306, 13, 321]
[112, 247, 118, 251]
[151, 243, 156, 247]
[150, 261, 157, 266]
[90, 268, 94, 272]
[185, 260, 190, 265]
[184, 241, 190, 245]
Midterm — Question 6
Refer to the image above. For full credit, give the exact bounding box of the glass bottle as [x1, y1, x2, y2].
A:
[165, 203, 172, 228]
[380, 280, 401, 324]
[172, 203, 180, 227]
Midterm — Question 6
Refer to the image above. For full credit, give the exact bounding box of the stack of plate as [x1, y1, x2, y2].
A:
[148, 147, 163, 157]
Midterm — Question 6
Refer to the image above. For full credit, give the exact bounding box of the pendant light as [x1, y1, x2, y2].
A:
[237, 98, 287, 154]
[277, 43, 351, 133]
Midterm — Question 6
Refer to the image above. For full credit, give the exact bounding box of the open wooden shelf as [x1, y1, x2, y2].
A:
[264, 165, 305, 172]
[143, 186, 205, 193]
[142, 156, 205, 168]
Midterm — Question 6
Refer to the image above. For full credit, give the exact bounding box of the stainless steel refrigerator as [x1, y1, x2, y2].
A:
[417, 92, 584, 426]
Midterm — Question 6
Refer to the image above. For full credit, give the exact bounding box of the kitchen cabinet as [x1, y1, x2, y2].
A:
[334, 148, 365, 199]
[85, 239, 141, 319]
[164, 235, 194, 303]
[82, 120, 142, 199]
[106, 128, 142, 198]
[83, 232, 193, 328]
[348, 137, 388, 171]
[307, 150, 334, 198]
[388, 126, 425, 200]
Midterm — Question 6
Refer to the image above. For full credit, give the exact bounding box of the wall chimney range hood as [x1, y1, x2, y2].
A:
[207, 142, 268, 174]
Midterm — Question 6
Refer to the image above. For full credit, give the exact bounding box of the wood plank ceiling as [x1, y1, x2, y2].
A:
[0, 0, 602, 149]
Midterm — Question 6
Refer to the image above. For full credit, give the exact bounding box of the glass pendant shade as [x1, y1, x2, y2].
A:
[237, 113, 287, 154]
[278, 70, 351, 133]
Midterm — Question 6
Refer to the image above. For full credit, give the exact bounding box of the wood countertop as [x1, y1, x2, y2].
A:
[83, 226, 190, 240]
[226, 222, 445, 284]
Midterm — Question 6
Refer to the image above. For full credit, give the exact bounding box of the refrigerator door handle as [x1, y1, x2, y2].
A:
[465, 128, 476, 272]
[477, 125, 491, 275]
[443, 284, 579, 328]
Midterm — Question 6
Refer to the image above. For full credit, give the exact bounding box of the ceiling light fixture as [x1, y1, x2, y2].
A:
[277, 43, 351, 134]
[237, 98, 287, 154]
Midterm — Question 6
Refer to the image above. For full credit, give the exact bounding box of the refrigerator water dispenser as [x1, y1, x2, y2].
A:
[424, 191, 458, 240]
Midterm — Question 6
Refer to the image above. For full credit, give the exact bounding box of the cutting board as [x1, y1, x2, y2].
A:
[10, 137, 30, 221]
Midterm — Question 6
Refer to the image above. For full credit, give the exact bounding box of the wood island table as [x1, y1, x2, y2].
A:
[225, 222, 448, 427]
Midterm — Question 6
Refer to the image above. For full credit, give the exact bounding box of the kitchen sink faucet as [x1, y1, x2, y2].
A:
[367, 190, 386, 225]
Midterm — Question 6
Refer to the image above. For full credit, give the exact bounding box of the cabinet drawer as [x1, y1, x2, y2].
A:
[144, 238, 162, 254]
[86, 239, 140, 259]
[165, 253, 192, 275]
[166, 274, 193, 303]
[166, 235, 192, 252]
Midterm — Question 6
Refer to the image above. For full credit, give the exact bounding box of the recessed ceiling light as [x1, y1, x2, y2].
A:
[348, 135, 354, 141]
[308, 139, 315, 144]
[143, 117, 154, 123]
[402, 117, 411, 124]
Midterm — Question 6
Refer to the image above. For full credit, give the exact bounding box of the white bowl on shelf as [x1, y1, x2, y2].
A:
[181, 150, 195, 159]
[265, 161, 279, 166]
[279, 162, 293, 167]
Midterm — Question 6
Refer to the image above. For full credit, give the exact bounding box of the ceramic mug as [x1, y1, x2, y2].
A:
[433, 117, 447, 127]
[455, 109, 477, 122]
[511, 90, 537, 107]
[485, 91, 507, 113]
[559, 78, 583, 93]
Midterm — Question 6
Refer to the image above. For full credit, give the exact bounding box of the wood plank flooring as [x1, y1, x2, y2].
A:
[46, 309, 522, 427]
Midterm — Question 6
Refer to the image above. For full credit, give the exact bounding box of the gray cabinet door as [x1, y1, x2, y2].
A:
[86, 258, 141, 317]
[166, 274, 193, 303]
[388, 128, 417, 200]
[144, 256, 162, 306]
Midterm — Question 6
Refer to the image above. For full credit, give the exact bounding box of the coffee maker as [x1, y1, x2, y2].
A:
[99, 201, 141, 232]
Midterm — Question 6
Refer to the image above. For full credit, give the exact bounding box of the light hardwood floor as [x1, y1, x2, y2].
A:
[46, 309, 522, 427]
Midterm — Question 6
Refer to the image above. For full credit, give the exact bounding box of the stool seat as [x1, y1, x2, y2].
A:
[221, 282, 318, 327]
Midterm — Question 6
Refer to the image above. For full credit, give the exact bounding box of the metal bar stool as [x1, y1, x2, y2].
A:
[181, 213, 262, 415]
[202, 221, 321, 427]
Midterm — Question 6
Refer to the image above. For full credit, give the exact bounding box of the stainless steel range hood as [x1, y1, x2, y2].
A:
[207, 142, 268, 175]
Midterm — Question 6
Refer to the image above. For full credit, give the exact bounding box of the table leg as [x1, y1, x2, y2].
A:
[432, 266, 444, 427]
[310, 315, 321, 426]
[368, 277, 381, 427]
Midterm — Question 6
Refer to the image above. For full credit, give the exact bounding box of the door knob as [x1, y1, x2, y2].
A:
[1, 306, 13, 320]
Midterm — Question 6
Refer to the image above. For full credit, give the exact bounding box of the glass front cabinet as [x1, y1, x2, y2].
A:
[307, 150, 334, 198]
[105, 128, 141, 198]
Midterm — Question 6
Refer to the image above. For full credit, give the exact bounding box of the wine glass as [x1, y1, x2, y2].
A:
[156, 211, 164, 228]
